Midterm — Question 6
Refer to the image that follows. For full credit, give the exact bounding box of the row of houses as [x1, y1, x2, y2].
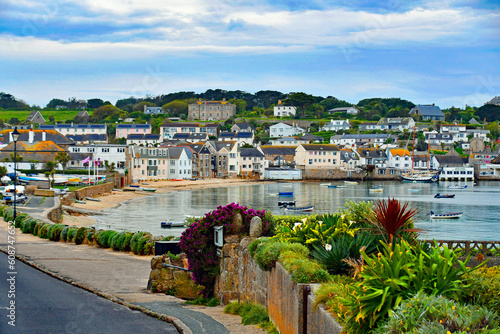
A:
[1, 128, 498, 182]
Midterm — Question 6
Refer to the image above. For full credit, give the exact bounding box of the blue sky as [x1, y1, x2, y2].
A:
[0, 0, 499, 108]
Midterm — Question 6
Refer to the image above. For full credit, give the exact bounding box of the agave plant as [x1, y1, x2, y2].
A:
[366, 198, 421, 244]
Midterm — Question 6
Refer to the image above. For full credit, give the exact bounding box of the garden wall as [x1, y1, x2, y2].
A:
[73, 182, 114, 200]
[236, 237, 340, 334]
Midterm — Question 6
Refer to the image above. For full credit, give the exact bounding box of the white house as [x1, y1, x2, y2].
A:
[269, 123, 305, 138]
[238, 147, 267, 178]
[68, 144, 127, 172]
[167, 147, 193, 179]
[321, 119, 350, 132]
[377, 118, 415, 131]
[39, 123, 107, 136]
[386, 148, 412, 170]
[330, 134, 392, 147]
[126, 134, 161, 146]
[295, 144, 342, 169]
[327, 107, 360, 115]
[218, 132, 254, 147]
[273, 100, 297, 117]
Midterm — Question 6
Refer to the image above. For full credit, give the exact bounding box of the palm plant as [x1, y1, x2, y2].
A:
[366, 198, 421, 244]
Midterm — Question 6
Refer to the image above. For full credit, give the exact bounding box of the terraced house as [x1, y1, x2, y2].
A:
[295, 144, 342, 169]
[116, 124, 151, 139]
[40, 123, 107, 136]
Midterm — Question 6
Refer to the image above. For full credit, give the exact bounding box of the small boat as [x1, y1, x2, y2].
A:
[344, 181, 358, 185]
[448, 185, 467, 189]
[85, 197, 101, 202]
[430, 211, 463, 219]
[402, 172, 438, 183]
[123, 188, 136, 192]
[161, 221, 185, 228]
[319, 183, 331, 186]
[285, 206, 314, 213]
[278, 200, 296, 207]
[328, 185, 347, 188]
[408, 188, 422, 192]
[434, 193, 455, 199]
[279, 192, 293, 196]
[369, 187, 383, 192]
[129, 185, 141, 188]
[75, 200, 86, 204]
[142, 188, 157, 192]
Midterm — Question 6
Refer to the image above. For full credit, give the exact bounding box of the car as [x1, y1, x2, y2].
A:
[4, 194, 28, 204]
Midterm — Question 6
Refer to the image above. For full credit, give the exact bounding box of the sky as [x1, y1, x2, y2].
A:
[0, 0, 499, 109]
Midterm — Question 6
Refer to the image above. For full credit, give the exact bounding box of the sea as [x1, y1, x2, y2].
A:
[93, 181, 500, 241]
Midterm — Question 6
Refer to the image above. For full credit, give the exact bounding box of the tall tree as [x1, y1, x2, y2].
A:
[161, 100, 188, 116]
[55, 151, 71, 174]
[87, 98, 104, 109]
[46, 98, 67, 109]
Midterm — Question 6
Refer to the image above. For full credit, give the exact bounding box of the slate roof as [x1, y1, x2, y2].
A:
[340, 134, 390, 140]
[299, 133, 323, 141]
[0, 129, 74, 145]
[66, 134, 108, 142]
[178, 143, 206, 154]
[219, 132, 253, 138]
[260, 146, 297, 156]
[209, 140, 236, 152]
[168, 147, 193, 159]
[377, 117, 413, 125]
[233, 122, 253, 130]
[357, 148, 387, 159]
[435, 155, 468, 166]
[239, 148, 265, 158]
[172, 133, 208, 140]
[116, 124, 150, 129]
[40, 124, 105, 129]
[127, 134, 160, 140]
[301, 144, 340, 151]
[410, 105, 444, 117]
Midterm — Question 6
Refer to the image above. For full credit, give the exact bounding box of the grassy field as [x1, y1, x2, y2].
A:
[0, 110, 89, 123]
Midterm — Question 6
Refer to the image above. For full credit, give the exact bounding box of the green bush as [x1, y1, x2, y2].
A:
[130, 231, 152, 255]
[184, 298, 220, 307]
[466, 266, 500, 314]
[95, 230, 118, 248]
[279, 251, 330, 283]
[86, 231, 95, 242]
[19, 216, 33, 233]
[28, 219, 37, 235]
[67, 228, 77, 242]
[0, 205, 9, 215]
[74, 227, 86, 245]
[39, 224, 50, 239]
[3, 208, 14, 222]
[340, 240, 482, 333]
[14, 213, 28, 228]
[374, 292, 498, 333]
[61, 226, 69, 241]
[111, 231, 134, 251]
[223, 302, 271, 326]
[48, 224, 65, 241]
[253, 240, 309, 270]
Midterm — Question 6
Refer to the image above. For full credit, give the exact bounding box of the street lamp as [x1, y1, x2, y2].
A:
[12, 127, 20, 224]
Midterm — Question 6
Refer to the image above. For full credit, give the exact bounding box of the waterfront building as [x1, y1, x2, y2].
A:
[295, 144, 342, 169]
[238, 147, 266, 178]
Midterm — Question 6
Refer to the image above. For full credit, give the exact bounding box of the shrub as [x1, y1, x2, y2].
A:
[74, 227, 86, 245]
[3, 208, 14, 222]
[20, 216, 33, 233]
[374, 292, 499, 333]
[95, 230, 118, 248]
[311, 233, 380, 275]
[279, 251, 330, 283]
[48, 224, 65, 241]
[67, 228, 77, 242]
[184, 298, 220, 307]
[39, 224, 50, 239]
[111, 231, 134, 251]
[466, 266, 500, 314]
[14, 213, 28, 228]
[130, 232, 152, 254]
[224, 302, 271, 327]
[340, 240, 483, 333]
[180, 203, 273, 297]
[313, 275, 357, 322]
[254, 240, 309, 270]
[61, 226, 70, 241]
[0, 205, 9, 215]
[28, 219, 37, 235]
[86, 231, 95, 242]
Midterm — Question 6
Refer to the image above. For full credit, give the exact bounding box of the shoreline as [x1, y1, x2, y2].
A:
[63, 179, 275, 226]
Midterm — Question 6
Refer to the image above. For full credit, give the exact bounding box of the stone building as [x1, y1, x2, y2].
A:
[188, 99, 236, 121]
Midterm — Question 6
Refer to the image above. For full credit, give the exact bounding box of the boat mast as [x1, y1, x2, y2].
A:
[411, 126, 416, 173]
[427, 136, 430, 173]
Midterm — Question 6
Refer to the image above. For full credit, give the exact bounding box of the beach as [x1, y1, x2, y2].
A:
[63, 179, 273, 226]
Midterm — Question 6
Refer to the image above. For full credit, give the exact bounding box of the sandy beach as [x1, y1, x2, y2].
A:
[63, 179, 273, 226]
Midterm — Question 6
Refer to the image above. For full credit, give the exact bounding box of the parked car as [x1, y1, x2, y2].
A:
[4, 194, 28, 204]
[2, 185, 25, 197]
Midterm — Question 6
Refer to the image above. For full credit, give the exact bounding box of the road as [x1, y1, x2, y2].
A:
[0, 252, 178, 333]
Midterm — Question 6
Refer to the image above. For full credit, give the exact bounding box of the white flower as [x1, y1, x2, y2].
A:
[294, 223, 303, 229]
[318, 221, 323, 225]
[325, 244, 332, 251]
[301, 218, 308, 223]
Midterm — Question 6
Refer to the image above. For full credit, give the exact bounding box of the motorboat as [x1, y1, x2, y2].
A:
[279, 192, 293, 196]
[278, 200, 296, 207]
[434, 193, 455, 199]
[448, 185, 467, 189]
[344, 181, 358, 185]
[161, 221, 185, 228]
[430, 211, 462, 219]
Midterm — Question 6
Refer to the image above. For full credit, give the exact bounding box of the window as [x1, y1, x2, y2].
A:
[102, 148, 110, 153]
[170, 169, 175, 174]
[117, 148, 125, 153]
[309, 159, 313, 164]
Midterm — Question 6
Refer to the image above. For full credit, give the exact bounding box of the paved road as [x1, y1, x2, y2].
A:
[0, 252, 178, 334]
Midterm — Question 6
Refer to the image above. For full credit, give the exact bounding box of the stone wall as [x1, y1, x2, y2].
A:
[306, 287, 343, 334]
[73, 182, 114, 200]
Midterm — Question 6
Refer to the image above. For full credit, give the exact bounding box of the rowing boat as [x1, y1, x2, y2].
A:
[279, 192, 293, 196]
[284, 206, 314, 212]
[344, 181, 358, 185]
[430, 211, 462, 219]
[434, 193, 455, 199]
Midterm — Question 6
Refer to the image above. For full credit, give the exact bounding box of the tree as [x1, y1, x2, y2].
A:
[9, 117, 20, 125]
[485, 121, 500, 141]
[0, 166, 7, 180]
[9, 152, 23, 162]
[48, 115, 55, 123]
[319, 96, 352, 110]
[133, 101, 156, 112]
[161, 100, 188, 116]
[283, 92, 323, 118]
[228, 99, 247, 113]
[87, 98, 104, 109]
[46, 98, 67, 109]
[91, 105, 122, 122]
[0, 92, 29, 110]
[55, 151, 71, 174]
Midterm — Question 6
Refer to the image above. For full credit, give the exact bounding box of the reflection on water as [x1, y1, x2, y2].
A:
[94, 181, 500, 241]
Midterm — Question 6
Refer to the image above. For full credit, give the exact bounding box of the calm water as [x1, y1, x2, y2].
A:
[94, 181, 500, 241]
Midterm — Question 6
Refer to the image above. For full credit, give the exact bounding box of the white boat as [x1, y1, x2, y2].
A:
[369, 187, 383, 192]
[344, 181, 358, 185]
[401, 172, 438, 183]
[161, 221, 185, 228]
[408, 188, 422, 192]
[430, 211, 462, 219]
[319, 183, 331, 186]
[285, 206, 314, 213]
[448, 185, 467, 189]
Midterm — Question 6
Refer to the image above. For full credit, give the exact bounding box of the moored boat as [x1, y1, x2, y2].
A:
[448, 185, 467, 189]
[434, 193, 455, 199]
[284, 205, 314, 213]
[430, 211, 462, 219]
[319, 183, 331, 186]
[279, 192, 293, 196]
[278, 200, 296, 207]
[401, 172, 438, 183]
[142, 188, 157, 192]
[344, 181, 358, 185]
[161, 221, 185, 228]
[369, 187, 383, 192]
[408, 188, 422, 192]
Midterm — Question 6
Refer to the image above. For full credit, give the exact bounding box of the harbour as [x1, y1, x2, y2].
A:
[93, 181, 500, 241]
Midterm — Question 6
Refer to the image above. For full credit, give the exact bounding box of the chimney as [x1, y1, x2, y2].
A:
[42, 130, 46, 141]
[9, 131, 13, 143]
[29, 129, 34, 144]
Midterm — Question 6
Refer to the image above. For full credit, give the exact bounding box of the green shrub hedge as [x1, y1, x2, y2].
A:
[74, 227, 86, 245]
[95, 230, 118, 248]
[61, 226, 70, 241]
[67, 227, 77, 242]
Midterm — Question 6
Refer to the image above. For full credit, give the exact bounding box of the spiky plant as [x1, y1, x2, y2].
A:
[367, 198, 421, 244]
